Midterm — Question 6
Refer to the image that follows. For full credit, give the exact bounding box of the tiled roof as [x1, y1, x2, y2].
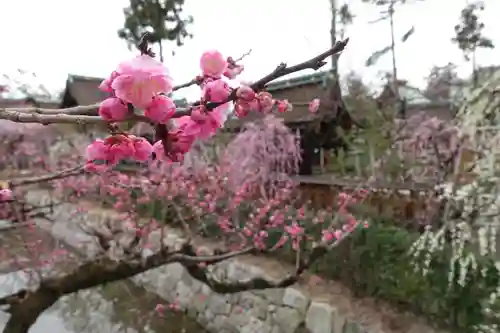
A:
[62, 75, 107, 106]
[378, 80, 432, 106]
[0, 97, 59, 109]
[265, 71, 331, 91]
[62, 74, 188, 107]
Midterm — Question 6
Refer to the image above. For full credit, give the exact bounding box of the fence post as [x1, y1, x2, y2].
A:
[354, 150, 361, 177]
[369, 143, 376, 177]
[320, 148, 325, 174]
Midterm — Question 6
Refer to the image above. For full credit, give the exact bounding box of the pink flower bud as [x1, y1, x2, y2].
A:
[236, 86, 255, 101]
[144, 95, 177, 124]
[203, 79, 231, 103]
[98, 97, 129, 121]
[309, 98, 320, 113]
[200, 50, 227, 78]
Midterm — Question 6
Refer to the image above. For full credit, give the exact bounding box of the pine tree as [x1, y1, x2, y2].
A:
[452, 1, 494, 87]
[118, 0, 193, 61]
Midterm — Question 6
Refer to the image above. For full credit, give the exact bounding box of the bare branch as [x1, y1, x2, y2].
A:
[0, 40, 349, 123]
[0, 109, 151, 126]
[9, 165, 85, 188]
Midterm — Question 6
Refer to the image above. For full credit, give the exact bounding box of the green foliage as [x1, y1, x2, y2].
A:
[362, 0, 418, 68]
[452, 1, 494, 61]
[118, 0, 193, 51]
[365, 46, 392, 67]
[364, 28, 415, 67]
[98, 177, 500, 333]
[311, 220, 500, 332]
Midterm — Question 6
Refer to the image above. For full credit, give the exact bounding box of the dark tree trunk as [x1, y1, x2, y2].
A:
[3, 288, 59, 333]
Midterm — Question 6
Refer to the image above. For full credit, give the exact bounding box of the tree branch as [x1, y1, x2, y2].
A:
[0, 109, 153, 126]
[9, 165, 85, 188]
[0, 39, 349, 124]
[0, 219, 356, 333]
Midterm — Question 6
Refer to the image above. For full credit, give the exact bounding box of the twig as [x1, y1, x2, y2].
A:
[0, 221, 35, 232]
[192, 38, 349, 113]
[171, 203, 193, 241]
[233, 49, 252, 62]
[10, 165, 85, 188]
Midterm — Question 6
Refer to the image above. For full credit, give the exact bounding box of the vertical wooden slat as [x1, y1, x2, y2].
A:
[354, 151, 362, 177]
[320, 148, 325, 174]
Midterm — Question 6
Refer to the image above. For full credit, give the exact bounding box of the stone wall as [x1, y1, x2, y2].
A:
[133, 261, 356, 333]
[26, 190, 445, 333]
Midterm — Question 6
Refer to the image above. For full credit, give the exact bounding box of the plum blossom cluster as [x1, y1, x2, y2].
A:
[67, 161, 367, 257]
[85, 49, 313, 171]
[54, 110, 367, 264]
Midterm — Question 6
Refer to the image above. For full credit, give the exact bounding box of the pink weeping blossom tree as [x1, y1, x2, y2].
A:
[223, 115, 301, 197]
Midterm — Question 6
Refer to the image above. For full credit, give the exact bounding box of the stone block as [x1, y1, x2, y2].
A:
[342, 319, 363, 333]
[207, 293, 231, 315]
[305, 301, 335, 333]
[175, 280, 195, 309]
[274, 307, 302, 333]
[283, 288, 310, 314]
[254, 288, 285, 305]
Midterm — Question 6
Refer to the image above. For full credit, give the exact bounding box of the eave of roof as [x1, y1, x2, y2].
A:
[67, 74, 103, 83]
[63, 74, 188, 107]
[265, 71, 331, 92]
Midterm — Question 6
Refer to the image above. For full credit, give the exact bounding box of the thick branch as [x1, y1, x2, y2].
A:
[0, 219, 356, 333]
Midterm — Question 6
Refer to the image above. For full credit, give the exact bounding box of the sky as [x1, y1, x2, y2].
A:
[0, 0, 499, 101]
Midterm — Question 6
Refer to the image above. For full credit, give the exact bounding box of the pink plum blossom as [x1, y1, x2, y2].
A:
[202, 79, 231, 103]
[130, 136, 153, 161]
[233, 103, 250, 118]
[98, 71, 119, 92]
[256, 92, 274, 113]
[85, 134, 153, 170]
[176, 105, 227, 140]
[223, 64, 244, 79]
[86, 139, 111, 162]
[200, 50, 227, 78]
[152, 131, 195, 163]
[236, 86, 255, 101]
[111, 55, 173, 109]
[144, 95, 177, 124]
[309, 98, 320, 113]
[276, 100, 291, 113]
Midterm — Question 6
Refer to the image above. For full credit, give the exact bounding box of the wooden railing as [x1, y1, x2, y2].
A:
[294, 175, 435, 221]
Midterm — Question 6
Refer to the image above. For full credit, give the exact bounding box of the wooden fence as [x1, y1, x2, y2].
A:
[294, 175, 434, 222]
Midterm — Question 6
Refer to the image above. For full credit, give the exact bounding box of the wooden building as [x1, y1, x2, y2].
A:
[376, 80, 456, 120]
[60, 75, 110, 108]
[0, 96, 59, 109]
